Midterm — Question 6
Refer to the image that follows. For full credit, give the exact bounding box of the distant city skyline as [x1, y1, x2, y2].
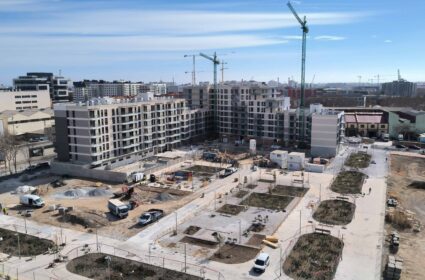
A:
[0, 0, 424, 85]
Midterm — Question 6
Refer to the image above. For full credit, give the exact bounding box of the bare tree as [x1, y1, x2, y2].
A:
[394, 123, 415, 140]
[0, 133, 20, 173]
[0, 134, 13, 174]
[21, 143, 33, 168]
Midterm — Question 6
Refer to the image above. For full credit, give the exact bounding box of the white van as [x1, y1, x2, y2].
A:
[253, 253, 270, 273]
[19, 194, 45, 208]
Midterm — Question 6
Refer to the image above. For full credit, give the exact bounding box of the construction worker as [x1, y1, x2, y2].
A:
[2, 207, 8, 215]
[369, 187, 372, 195]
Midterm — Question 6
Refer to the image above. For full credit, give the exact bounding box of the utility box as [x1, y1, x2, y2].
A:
[249, 139, 256, 153]
[270, 150, 288, 169]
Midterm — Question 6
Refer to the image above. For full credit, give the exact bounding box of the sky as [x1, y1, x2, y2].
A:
[0, 0, 424, 85]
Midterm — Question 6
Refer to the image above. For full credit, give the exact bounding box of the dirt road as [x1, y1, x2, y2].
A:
[387, 153, 425, 280]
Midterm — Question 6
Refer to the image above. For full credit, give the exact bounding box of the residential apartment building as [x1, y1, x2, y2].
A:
[310, 104, 344, 157]
[73, 80, 150, 102]
[54, 96, 210, 168]
[382, 79, 417, 97]
[0, 89, 51, 112]
[14, 72, 72, 102]
[149, 83, 167, 95]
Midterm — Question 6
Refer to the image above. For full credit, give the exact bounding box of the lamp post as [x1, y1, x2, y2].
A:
[105, 256, 111, 280]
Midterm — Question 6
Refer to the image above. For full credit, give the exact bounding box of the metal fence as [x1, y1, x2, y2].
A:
[63, 243, 224, 280]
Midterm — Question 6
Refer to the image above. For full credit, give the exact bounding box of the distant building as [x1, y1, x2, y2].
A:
[382, 80, 417, 97]
[344, 112, 388, 138]
[149, 83, 167, 95]
[0, 90, 51, 112]
[0, 108, 54, 136]
[73, 80, 149, 102]
[13, 72, 72, 102]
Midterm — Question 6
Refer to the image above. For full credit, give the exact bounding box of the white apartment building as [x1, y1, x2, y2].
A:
[54, 96, 210, 168]
[310, 104, 345, 157]
[0, 90, 51, 112]
[149, 83, 167, 95]
[73, 81, 149, 102]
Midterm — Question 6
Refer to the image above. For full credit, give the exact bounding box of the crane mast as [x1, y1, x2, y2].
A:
[287, 1, 309, 145]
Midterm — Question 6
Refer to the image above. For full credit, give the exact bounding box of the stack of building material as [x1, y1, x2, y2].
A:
[384, 255, 403, 280]
[288, 152, 305, 171]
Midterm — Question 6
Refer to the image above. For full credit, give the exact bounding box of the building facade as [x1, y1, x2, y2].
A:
[0, 109, 54, 136]
[73, 80, 150, 102]
[310, 104, 344, 157]
[54, 96, 210, 168]
[0, 90, 51, 112]
[382, 80, 417, 97]
[14, 72, 71, 102]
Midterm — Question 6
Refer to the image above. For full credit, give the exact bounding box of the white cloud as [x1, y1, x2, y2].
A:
[0, 10, 372, 36]
[314, 35, 346, 41]
[384, 39, 392, 43]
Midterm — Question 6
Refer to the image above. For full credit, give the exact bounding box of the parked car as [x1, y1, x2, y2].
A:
[408, 145, 421, 150]
[220, 167, 238, 178]
[138, 209, 164, 226]
[395, 144, 407, 149]
[253, 253, 270, 273]
[387, 198, 398, 207]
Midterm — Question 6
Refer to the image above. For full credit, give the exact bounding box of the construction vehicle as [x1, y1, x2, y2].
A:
[220, 167, 238, 178]
[108, 199, 129, 219]
[138, 209, 164, 226]
[20, 194, 45, 208]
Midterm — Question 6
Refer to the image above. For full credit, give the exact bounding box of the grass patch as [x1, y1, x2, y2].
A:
[272, 185, 308, 197]
[185, 165, 222, 175]
[67, 253, 201, 280]
[283, 233, 344, 280]
[217, 204, 245, 215]
[0, 228, 55, 257]
[345, 152, 371, 168]
[234, 190, 249, 198]
[331, 171, 365, 194]
[313, 200, 356, 225]
[240, 192, 294, 211]
[184, 226, 201, 235]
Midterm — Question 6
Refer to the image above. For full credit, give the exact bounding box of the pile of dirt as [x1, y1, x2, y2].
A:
[59, 210, 109, 228]
[66, 253, 202, 280]
[408, 181, 425, 190]
[58, 188, 112, 198]
[154, 192, 175, 202]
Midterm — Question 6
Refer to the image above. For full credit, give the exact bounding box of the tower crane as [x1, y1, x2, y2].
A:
[220, 60, 229, 84]
[184, 54, 197, 86]
[287, 1, 309, 145]
[199, 52, 220, 133]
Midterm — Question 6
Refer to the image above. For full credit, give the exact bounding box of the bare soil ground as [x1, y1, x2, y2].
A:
[184, 226, 201, 235]
[345, 152, 371, 169]
[0, 228, 55, 257]
[216, 204, 245, 215]
[245, 234, 265, 247]
[272, 185, 308, 197]
[66, 253, 201, 280]
[180, 236, 218, 249]
[184, 165, 222, 175]
[385, 154, 425, 280]
[240, 192, 294, 211]
[313, 200, 356, 225]
[1, 177, 197, 240]
[331, 171, 365, 194]
[283, 233, 344, 280]
[210, 244, 260, 264]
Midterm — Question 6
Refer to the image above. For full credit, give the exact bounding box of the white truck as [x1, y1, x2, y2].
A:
[19, 194, 45, 208]
[108, 199, 129, 219]
[131, 172, 145, 182]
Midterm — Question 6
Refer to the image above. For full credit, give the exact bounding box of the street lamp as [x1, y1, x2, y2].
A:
[15, 233, 21, 260]
[105, 256, 111, 280]
[237, 220, 242, 244]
